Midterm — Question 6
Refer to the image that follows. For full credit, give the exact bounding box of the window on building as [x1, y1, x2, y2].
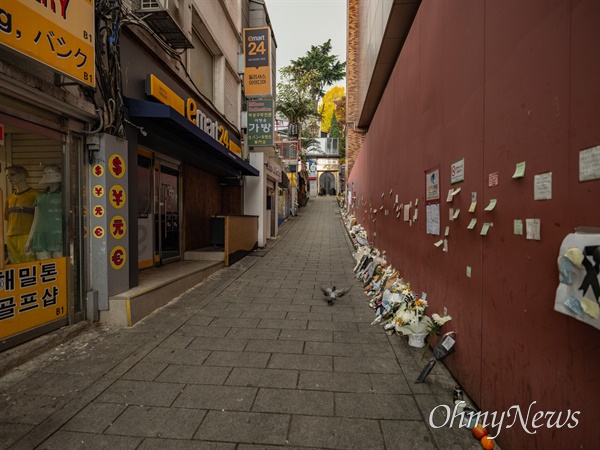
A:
[189, 30, 214, 102]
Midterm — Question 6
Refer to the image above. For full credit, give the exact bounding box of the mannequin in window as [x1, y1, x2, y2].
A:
[4, 165, 38, 264]
[24, 165, 63, 260]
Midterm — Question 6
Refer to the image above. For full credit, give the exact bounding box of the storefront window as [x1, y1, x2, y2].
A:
[1, 123, 69, 343]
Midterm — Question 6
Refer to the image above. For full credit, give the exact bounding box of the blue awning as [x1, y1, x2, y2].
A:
[125, 98, 259, 177]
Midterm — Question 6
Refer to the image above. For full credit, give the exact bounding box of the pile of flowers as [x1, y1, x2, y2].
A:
[341, 205, 453, 347]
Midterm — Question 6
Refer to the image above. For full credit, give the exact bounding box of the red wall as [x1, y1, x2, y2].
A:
[348, 1, 600, 448]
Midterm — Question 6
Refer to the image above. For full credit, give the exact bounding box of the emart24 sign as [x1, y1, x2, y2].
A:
[0, 0, 95, 87]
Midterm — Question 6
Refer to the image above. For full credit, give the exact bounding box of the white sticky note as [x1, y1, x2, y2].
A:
[443, 239, 448, 252]
[445, 226, 450, 236]
[484, 199, 497, 211]
[468, 202, 477, 213]
[413, 208, 419, 221]
[390, 189, 393, 195]
[467, 218, 477, 229]
[447, 189, 454, 202]
[404, 205, 410, 221]
[480, 223, 491, 235]
[453, 187, 461, 196]
[534, 172, 552, 200]
[466, 266, 472, 278]
[513, 161, 526, 178]
[579, 145, 600, 181]
[452, 209, 460, 220]
[415, 198, 419, 206]
[434, 239, 444, 247]
[396, 194, 399, 203]
[449, 208, 454, 221]
[526, 218, 541, 240]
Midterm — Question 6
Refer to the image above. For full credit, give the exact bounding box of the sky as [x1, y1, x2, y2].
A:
[265, 0, 347, 88]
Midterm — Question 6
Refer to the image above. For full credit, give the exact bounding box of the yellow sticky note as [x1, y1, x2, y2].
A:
[434, 240, 444, 247]
[445, 226, 450, 236]
[581, 297, 600, 319]
[453, 187, 462, 196]
[453, 209, 460, 220]
[564, 248, 584, 268]
[467, 218, 477, 229]
[484, 199, 497, 211]
[512, 161, 526, 178]
[468, 202, 477, 213]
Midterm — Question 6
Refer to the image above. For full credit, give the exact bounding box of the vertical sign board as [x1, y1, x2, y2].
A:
[0, 258, 68, 340]
[0, 0, 95, 87]
[243, 27, 272, 97]
[90, 134, 129, 310]
[247, 99, 274, 146]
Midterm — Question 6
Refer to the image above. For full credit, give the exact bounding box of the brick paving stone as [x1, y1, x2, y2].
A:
[195, 410, 289, 445]
[203, 351, 271, 368]
[268, 354, 333, 371]
[244, 339, 304, 354]
[335, 392, 421, 419]
[252, 388, 334, 416]
[173, 384, 256, 411]
[186, 337, 249, 352]
[105, 405, 207, 439]
[96, 380, 184, 407]
[156, 365, 231, 385]
[240, 310, 287, 319]
[304, 341, 365, 357]
[298, 371, 373, 393]
[278, 329, 333, 342]
[225, 367, 298, 389]
[258, 319, 308, 330]
[142, 347, 211, 366]
[138, 439, 236, 449]
[209, 317, 261, 328]
[334, 356, 401, 374]
[288, 415, 384, 449]
[37, 431, 142, 449]
[226, 327, 281, 340]
[62, 402, 128, 433]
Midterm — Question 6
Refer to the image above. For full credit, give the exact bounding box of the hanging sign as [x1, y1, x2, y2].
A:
[0, 0, 95, 87]
[451, 158, 465, 184]
[243, 27, 272, 97]
[247, 99, 274, 146]
[426, 167, 440, 201]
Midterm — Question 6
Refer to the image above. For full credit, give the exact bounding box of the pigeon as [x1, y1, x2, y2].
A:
[320, 285, 349, 305]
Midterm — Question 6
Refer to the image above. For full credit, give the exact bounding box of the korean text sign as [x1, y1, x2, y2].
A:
[243, 27, 272, 97]
[0, 257, 68, 340]
[248, 99, 274, 146]
[0, 0, 95, 87]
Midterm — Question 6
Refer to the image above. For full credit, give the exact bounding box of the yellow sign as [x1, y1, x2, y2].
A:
[110, 246, 126, 270]
[0, 258, 68, 340]
[108, 154, 126, 179]
[0, 1, 95, 87]
[146, 74, 242, 157]
[93, 226, 104, 238]
[92, 205, 105, 218]
[243, 27, 272, 97]
[110, 216, 126, 239]
[147, 74, 185, 116]
[93, 185, 104, 198]
[109, 185, 126, 209]
[92, 164, 104, 177]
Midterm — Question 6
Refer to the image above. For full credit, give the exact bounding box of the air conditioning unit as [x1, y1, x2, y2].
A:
[136, 0, 193, 49]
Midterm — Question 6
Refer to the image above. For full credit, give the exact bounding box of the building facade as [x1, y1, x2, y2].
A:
[346, 1, 600, 449]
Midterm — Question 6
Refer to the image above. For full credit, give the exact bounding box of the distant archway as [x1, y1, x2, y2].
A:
[319, 172, 336, 195]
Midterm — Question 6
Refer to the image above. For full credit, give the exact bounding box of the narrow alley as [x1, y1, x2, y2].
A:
[0, 197, 479, 449]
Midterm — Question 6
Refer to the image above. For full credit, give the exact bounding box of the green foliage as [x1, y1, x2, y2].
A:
[290, 40, 345, 105]
[276, 67, 320, 126]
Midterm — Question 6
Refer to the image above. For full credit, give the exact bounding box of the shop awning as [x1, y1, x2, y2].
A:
[125, 98, 259, 177]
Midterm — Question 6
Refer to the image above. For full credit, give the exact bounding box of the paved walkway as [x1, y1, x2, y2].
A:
[1, 197, 480, 449]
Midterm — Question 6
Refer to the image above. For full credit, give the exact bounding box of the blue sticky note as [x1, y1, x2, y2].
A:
[564, 296, 584, 317]
[558, 257, 573, 285]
